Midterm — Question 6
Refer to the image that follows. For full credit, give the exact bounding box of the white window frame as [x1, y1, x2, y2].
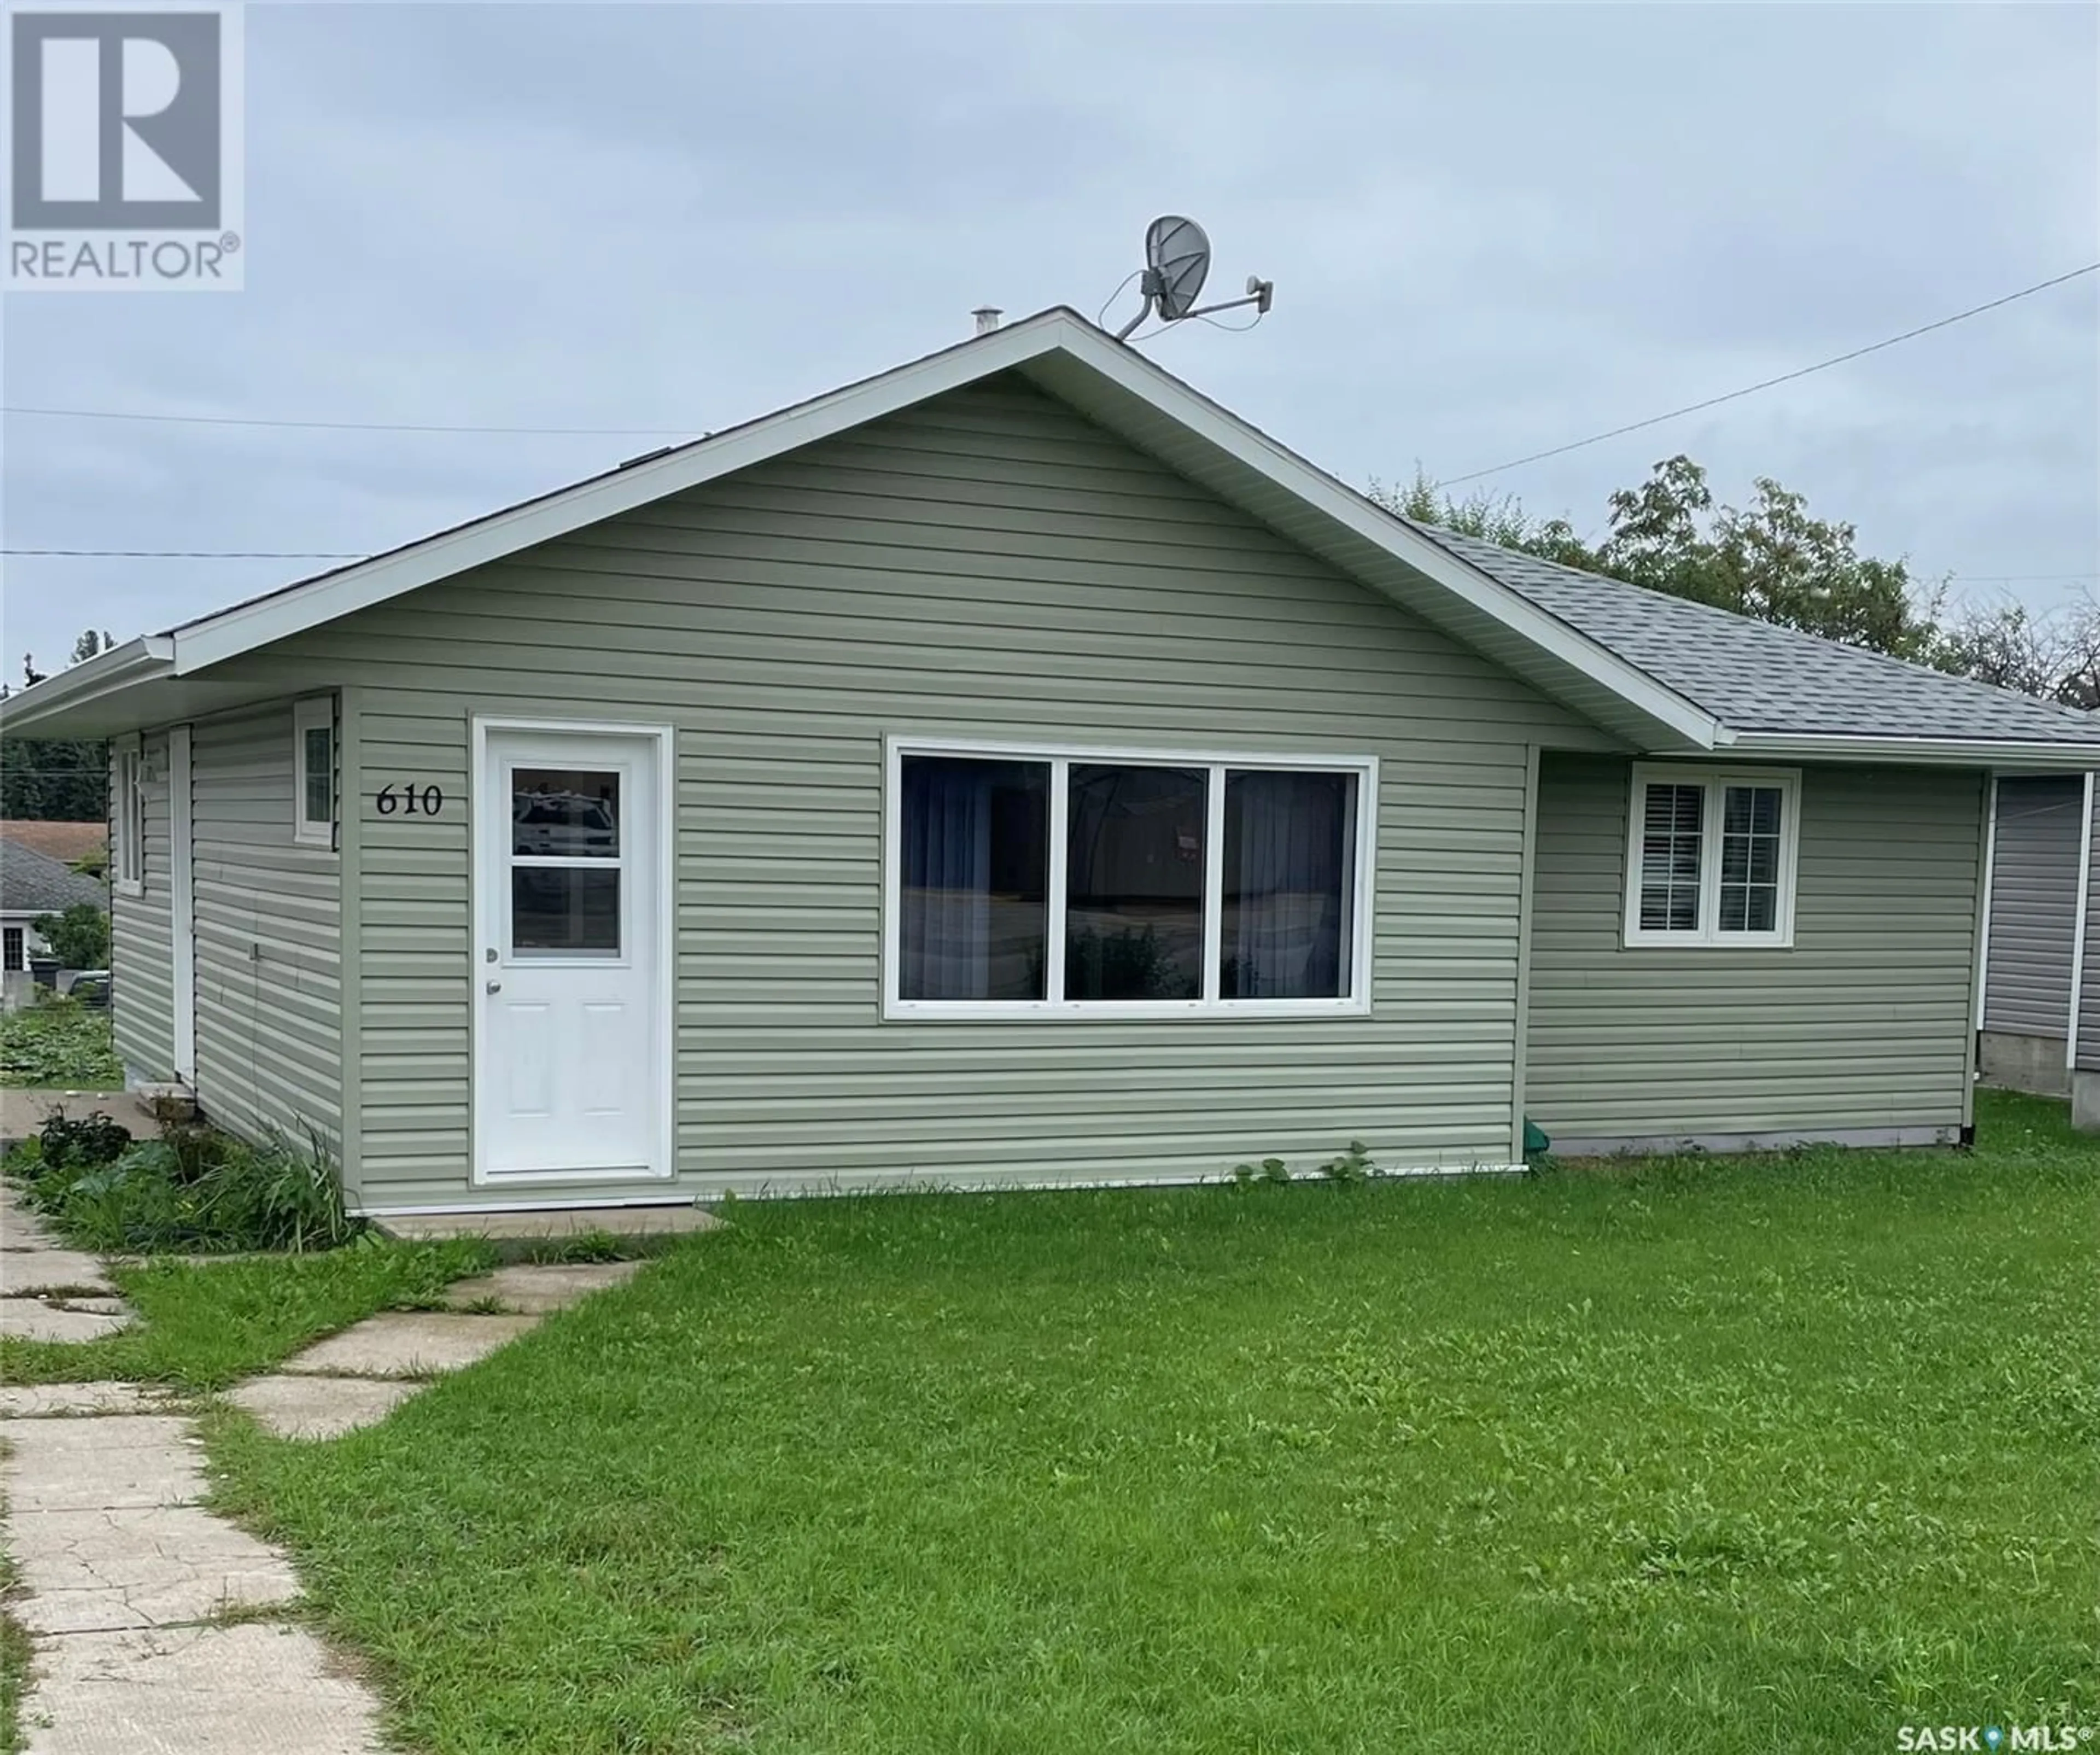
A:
[882, 736, 1378, 1021]
[1623, 762, 1801, 949]
[293, 695, 336, 849]
[112, 737, 144, 896]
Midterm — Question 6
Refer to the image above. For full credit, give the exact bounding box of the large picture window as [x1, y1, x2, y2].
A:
[886, 740, 1375, 1018]
[1623, 763, 1800, 948]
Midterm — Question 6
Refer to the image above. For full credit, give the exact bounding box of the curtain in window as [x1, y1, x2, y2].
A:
[1222, 770, 1350, 999]
[899, 757, 1047, 1000]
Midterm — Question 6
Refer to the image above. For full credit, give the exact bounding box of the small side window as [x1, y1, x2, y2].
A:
[113, 740, 145, 894]
[294, 697, 336, 849]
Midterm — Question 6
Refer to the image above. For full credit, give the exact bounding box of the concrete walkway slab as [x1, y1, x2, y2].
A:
[9, 1504, 301, 1634]
[0, 1250, 114, 1293]
[3, 1415, 207, 1511]
[279, 1311, 539, 1379]
[445, 1258, 644, 1313]
[0, 1299, 130, 1343]
[0, 1383, 163, 1419]
[378, 1203, 722, 1241]
[21, 1621, 382, 1755]
[226, 1375, 423, 1440]
[0, 1202, 63, 1252]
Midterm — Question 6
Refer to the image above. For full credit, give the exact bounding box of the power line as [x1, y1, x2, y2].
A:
[1436, 262, 2100, 487]
[2, 405, 693, 437]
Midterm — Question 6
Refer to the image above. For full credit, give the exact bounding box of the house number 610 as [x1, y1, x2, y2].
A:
[375, 783, 444, 816]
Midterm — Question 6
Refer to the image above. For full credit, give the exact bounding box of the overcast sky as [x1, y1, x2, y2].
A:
[4, 3, 2096, 678]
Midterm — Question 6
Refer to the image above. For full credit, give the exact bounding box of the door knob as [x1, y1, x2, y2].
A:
[486, 979, 502, 994]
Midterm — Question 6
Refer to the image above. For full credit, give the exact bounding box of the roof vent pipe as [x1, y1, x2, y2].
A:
[972, 307, 1002, 336]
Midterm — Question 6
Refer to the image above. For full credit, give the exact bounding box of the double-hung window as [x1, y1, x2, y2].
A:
[885, 739, 1376, 1018]
[113, 739, 145, 895]
[1623, 763, 1800, 948]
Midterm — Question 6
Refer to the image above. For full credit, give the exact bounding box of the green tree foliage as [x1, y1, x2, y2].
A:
[1, 631, 113, 822]
[1372, 456, 1946, 664]
[28, 902, 109, 970]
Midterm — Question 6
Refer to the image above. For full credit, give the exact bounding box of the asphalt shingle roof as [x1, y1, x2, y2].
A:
[1407, 522, 2100, 746]
[0, 842, 108, 917]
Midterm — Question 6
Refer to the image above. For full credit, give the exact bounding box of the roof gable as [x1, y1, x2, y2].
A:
[4, 306, 2094, 764]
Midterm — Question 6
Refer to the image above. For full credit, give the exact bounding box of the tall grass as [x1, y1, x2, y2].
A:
[8, 1112, 358, 1254]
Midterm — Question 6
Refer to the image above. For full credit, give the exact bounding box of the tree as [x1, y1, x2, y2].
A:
[1932, 596, 2100, 709]
[1372, 455, 1946, 662]
[29, 902, 109, 971]
[0, 630, 114, 821]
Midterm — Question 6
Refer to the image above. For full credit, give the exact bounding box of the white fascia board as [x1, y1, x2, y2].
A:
[0, 637, 175, 734]
[1724, 732, 2100, 768]
[168, 314, 1089, 674]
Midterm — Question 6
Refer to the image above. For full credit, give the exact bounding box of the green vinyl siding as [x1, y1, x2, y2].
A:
[1526, 753, 1982, 1144]
[202, 372, 1606, 1209]
[110, 732, 174, 1082]
[189, 705, 343, 1160]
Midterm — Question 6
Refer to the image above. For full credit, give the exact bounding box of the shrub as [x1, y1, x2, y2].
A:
[5, 1121, 358, 1255]
[29, 902, 109, 970]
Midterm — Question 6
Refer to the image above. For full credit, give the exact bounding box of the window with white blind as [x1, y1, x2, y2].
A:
[1623, 764, 1800, 948]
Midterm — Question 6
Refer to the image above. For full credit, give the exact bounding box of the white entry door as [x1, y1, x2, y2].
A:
[474, 723, 670, 1182]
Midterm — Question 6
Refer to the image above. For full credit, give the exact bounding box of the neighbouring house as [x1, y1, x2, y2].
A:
[0, 840, 109, 974]
[3, 307, 2097, 1220]
[0, 820, 109, 870]
[1976, 774, 2100, 1117]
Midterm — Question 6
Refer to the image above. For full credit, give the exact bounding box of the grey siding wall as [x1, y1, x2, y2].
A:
[1527, 754, 1982, 1145]
[202, 373, 1608, 1209]
[190, 706, 343, 1158]
[110, 732, 175, 1082]
[1983, 775, 2081, 1041]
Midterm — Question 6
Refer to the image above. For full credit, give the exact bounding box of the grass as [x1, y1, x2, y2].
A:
[0, 1237, 496, 1392]
[201, 1089, 2100, 1755]
[0, 999, 121, 1091]
[0, 1541, 25, 1755]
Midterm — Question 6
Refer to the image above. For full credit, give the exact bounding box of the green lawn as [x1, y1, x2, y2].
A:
[200, 1090, 2099, 1754]
[0, 1239, 495, 1392]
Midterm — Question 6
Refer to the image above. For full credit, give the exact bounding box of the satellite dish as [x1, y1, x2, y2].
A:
[1113, 215, 1274, 342]
[1146, 216, 1210, 319]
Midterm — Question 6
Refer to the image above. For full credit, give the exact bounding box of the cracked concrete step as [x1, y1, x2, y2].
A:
[21, 1620, 383, 1755]
[0, 1383, 165, 1418]
[2, 1415, 207, 1511]
[0, 1251, 115, 1296]
[0, 1299, 132, 1343]
[225, 1375, 424, 1440]
[444, 1258, 643, 1313]
[278, 1311, 540, 1378]
[8, 1503, 301, 1634]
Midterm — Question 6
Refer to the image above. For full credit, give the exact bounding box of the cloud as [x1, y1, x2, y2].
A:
[4, 2, 2093, 674]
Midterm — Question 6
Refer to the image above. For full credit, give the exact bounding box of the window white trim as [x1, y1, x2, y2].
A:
[1623, 762, 1800, 948]
[293, 695, 336, 849]
[112, 736, 144, 896]
[882, 736, 1378, 1020]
